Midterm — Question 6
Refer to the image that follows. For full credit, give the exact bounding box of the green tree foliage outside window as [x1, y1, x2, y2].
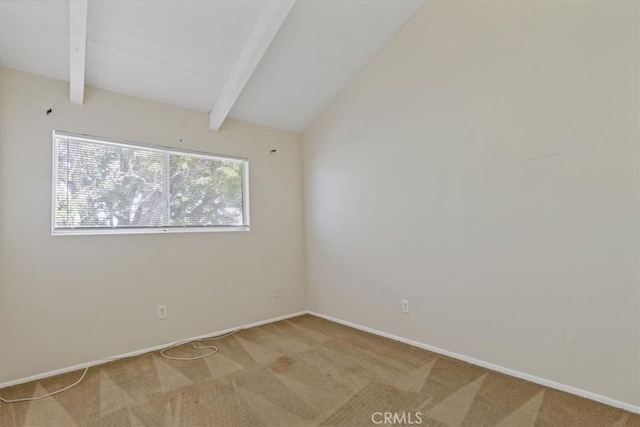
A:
[54, 133, 247, 233]
[169, 155, 243, 227]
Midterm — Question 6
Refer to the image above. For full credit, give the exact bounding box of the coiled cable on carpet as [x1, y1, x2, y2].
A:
[159, 328, 241, 361]
[0, 327, 243, 403]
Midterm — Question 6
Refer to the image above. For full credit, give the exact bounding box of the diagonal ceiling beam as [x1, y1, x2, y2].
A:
[209, 0, 295, 131]
[69, 0, 88, 105]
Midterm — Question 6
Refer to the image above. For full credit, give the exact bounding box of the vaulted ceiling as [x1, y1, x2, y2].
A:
[0, 0, 425, 132]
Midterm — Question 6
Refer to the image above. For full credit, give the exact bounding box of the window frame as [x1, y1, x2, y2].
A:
[51, 130, 250, 236]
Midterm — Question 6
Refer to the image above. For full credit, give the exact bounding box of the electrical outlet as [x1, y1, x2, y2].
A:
[274, 287, 280, 297]
[401, 300, 409, 313]
[157, 305, 168, 320]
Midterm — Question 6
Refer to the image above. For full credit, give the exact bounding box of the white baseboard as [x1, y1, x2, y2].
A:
[5, 309, 639, 416]
[308, 311, 640, 415]
[0, 310, 309, 389]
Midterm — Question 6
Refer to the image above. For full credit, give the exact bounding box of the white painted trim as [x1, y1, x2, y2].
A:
[0, 311, 308, 389]
[209, 0, 296, 131]
[52, 226, 250, 237]
[240, 310, 308, 330]
[7, 309, 637, 415]
[53, 130, 249, 162]
[50, 130, 250, 236]
[69, 0, 88, 105]
[308, 311, 640, 415]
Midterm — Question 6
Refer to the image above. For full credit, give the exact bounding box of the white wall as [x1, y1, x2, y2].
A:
[0, 67, 306, 383]
[303, 1, 640, 405]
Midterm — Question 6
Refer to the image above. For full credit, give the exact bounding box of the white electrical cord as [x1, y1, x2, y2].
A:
[0, 327, 243, 403]
[160, 328, 242, 361]
[0, 366, 90, 403]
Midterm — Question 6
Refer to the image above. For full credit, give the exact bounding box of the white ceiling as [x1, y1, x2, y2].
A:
[0, 0, 425, 132]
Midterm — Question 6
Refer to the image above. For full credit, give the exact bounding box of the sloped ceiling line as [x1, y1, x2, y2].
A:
[208, 0, 296, 132]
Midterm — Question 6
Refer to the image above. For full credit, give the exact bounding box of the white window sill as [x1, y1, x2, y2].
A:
[52, 226, 250, 236]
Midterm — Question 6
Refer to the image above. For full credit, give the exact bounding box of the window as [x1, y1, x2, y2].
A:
[52, 131, 249, 235]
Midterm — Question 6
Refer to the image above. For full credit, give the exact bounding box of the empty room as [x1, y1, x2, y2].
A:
[1, 0, 639, 425]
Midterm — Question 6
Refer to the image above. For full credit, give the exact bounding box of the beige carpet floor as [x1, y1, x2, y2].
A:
[1, 314, 639, 426]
